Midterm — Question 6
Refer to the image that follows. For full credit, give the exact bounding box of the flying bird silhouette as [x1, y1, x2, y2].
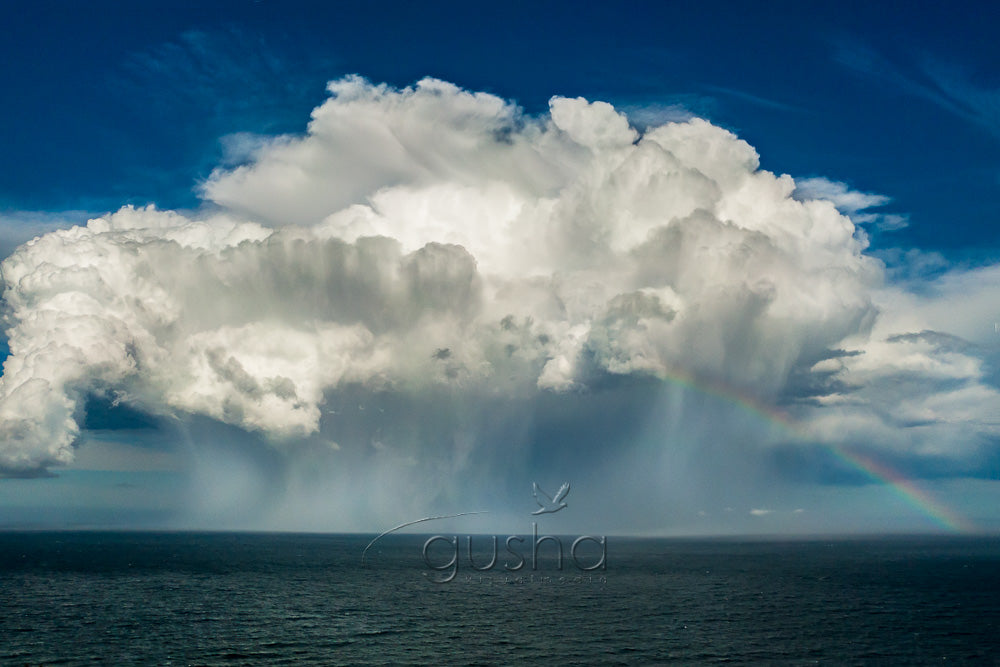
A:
[532, 482, 570, 515]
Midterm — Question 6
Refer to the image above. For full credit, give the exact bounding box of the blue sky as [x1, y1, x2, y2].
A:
[0, 1, 998, 533]
[3, 1, 998, 256]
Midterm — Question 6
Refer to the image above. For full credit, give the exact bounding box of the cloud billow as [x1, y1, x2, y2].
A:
[0, 77, 996, 503]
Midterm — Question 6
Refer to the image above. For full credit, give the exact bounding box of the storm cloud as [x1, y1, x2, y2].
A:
[1, 77, 996, 529]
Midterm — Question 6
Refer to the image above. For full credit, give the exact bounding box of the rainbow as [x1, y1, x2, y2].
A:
[829, 447, 971, 533]
[650, 366, 973, 533]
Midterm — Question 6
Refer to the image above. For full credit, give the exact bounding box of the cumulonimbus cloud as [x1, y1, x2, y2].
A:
[0, 76, 996, 477]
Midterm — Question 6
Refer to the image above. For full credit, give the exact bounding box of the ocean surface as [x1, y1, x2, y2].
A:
[1, 532, 998, 665]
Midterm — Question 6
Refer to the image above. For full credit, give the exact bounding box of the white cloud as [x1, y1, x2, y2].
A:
[0, 210, 94, 261]
[794, 177, 889, 213]
[793, 177, 907, 231]
[0, 77, 996, 500]
[800, 262, 1000, 460]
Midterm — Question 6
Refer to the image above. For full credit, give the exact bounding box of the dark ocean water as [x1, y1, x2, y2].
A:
[1, 532, 998, 665]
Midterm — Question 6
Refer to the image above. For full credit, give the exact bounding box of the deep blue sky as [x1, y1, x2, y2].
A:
[2, 0, 998, 258]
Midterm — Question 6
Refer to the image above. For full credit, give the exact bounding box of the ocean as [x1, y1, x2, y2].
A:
[1, 532, 997, 665]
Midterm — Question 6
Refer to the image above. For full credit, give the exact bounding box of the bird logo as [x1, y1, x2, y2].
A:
[532, 482, 570, 515]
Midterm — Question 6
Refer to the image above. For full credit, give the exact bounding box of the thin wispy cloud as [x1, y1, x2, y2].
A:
[620, 102, 697, 130]
[835, 40, 1000, 140]
[793, 177, 909, 231]
[703, 85, 800, 113]
[115, 28, 337, 127]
